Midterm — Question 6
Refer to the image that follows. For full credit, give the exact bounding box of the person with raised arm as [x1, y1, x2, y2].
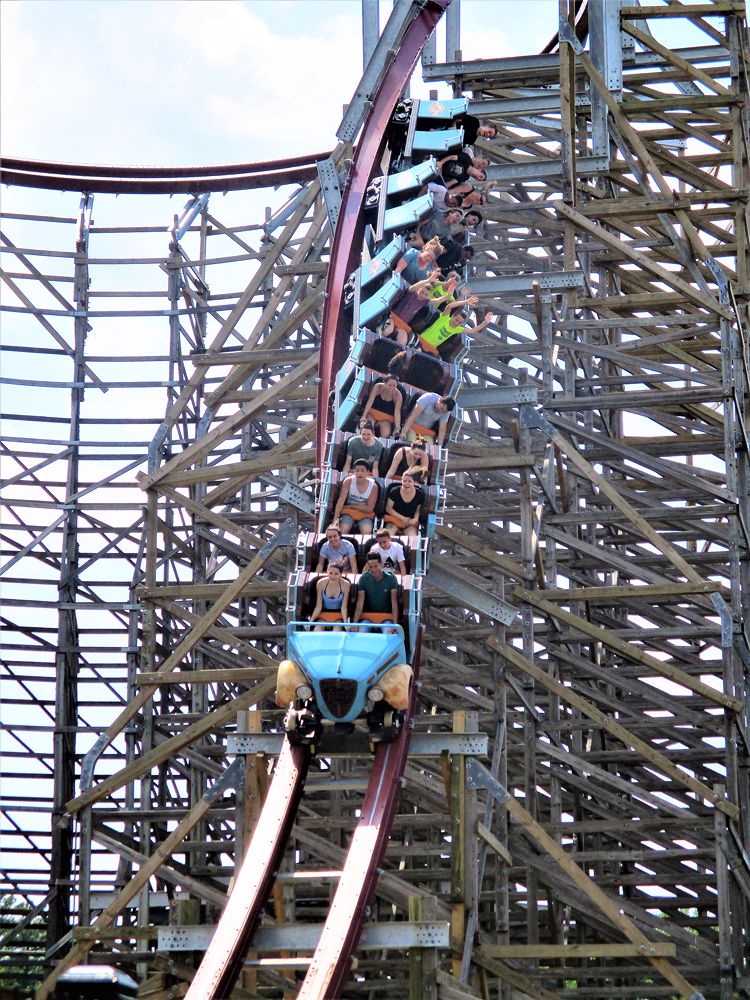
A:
[393, 236, 445, 285]
[385, 438, 430, 482]
[418, 300, 495, 358]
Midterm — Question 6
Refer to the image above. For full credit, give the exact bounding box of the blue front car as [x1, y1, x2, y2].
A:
[286, 622, 407, 724]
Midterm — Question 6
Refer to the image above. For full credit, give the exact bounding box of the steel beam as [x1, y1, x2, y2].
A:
[159, 921, 450, 952]
[227, 732, 489, 757]
[427, 557, 518, 626]
[467, 271, 585, 296]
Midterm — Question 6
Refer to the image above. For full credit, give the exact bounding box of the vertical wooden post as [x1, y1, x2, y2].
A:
[239, 710, 263, 996]
[408, 895, 438, 1000]
[48, 194, 92, 951]
[175, 897, 201, 980]
[450, 710, 478, 979]
[715, 787, 734, 1000]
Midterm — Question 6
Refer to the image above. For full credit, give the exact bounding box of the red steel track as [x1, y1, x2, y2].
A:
[0, 153, 327, 194]
[315, 0, 452, 464]
[297, 629, 423, 999]
[183, 740, 311, 999]
[184, 1, 450, 996]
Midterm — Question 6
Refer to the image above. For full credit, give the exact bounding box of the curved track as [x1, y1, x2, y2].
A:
[183, 741, 311, 999]
[184, 2, 450, 997]
[0, 153, 326, 194]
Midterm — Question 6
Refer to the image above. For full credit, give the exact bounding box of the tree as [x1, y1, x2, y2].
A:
[0, 895, 46, 995]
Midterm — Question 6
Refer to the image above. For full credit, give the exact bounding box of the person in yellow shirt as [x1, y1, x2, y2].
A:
[418, 300, 495, 357]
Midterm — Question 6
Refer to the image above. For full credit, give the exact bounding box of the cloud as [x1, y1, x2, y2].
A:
[1, 0, 363, 166]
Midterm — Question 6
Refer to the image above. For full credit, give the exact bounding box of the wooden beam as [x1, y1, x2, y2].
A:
[139, 352, 319, 490]
[137, 667, 268, 686]
[156, 169, 327, 434]
[204, 286, 325, 408]
[538, 421, 712, 586]
[572, 44, 735, 279]
[140, 582, 285, 600]
[445, 454, 536, 472]
[189, 346, 318, 369]
[436, 524, 534, 581]
[536, 581, 722, 603]
[66, 532, 284, 797]
[204, 421, 316, 507]
[555, 202, 732, 319]
[471, 952, 560, 1000]
[491, 639, 740, 820]
[161, 448, 315, 488]
[620, 3, 743, 17]
[498, 792, 702, 998]
[66, 678, 275, 814]
[477, 942, 677, 960]
[622, 21, 730, 97]
[37, 763, 241, 999]
[512, 588, 743, 714]
[143, 479, 266, 549]
[143, 595, 277, 669]
[476, 821, 512, 866]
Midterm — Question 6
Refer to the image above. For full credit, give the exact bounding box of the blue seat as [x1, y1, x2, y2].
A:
[359, 273, 407, 327]
[357, 236, 405, 293]
[333, 364, 366, 433]
[411, 128, 464, 153]
[386, 158, 438, 197]
[381, 192, 434, 236]
[414, 97, 469, 121]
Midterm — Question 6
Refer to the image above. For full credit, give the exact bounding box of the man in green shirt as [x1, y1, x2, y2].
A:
[354, 552, 399, 631]
[418, 302, 495, 358]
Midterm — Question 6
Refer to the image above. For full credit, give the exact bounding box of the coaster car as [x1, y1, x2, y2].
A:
[276, 622, 413, 747]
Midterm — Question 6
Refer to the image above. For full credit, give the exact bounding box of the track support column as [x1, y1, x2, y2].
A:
[449, 710, 478, 980]
[408, 895, 439, 1000]
[48, 193, 93, 952]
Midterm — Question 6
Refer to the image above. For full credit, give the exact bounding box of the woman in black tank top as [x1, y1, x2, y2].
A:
[386, 438, 429, 482]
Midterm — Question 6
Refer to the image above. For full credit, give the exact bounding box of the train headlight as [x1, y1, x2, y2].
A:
[368, 686, 385, 703]
[276, 659, 306, 708]
[296, 683, 313, 701]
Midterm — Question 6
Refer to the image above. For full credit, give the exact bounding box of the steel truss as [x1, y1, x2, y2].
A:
[1, 1, 749, 998]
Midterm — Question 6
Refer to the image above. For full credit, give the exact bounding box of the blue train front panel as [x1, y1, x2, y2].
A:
[279, 623, 410, 725]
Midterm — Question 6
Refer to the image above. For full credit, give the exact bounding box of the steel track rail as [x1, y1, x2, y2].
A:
[297, 629, 423, 999]
[299, 3, 449, 992]
[0, 153, 328, 194]
[183, 740, 310, 1000]
[316, 0, 452, 465]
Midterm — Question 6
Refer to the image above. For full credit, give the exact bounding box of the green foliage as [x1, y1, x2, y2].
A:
[0, 896, 46, 994]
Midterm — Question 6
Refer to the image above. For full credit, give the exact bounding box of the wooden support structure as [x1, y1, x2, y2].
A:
[1, 2, 749, 997]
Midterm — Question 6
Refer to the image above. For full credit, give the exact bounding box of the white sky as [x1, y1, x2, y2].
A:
[0, 0, 559, 166]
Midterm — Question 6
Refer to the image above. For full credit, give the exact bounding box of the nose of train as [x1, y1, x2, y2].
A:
[283, 628, 408, 723]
